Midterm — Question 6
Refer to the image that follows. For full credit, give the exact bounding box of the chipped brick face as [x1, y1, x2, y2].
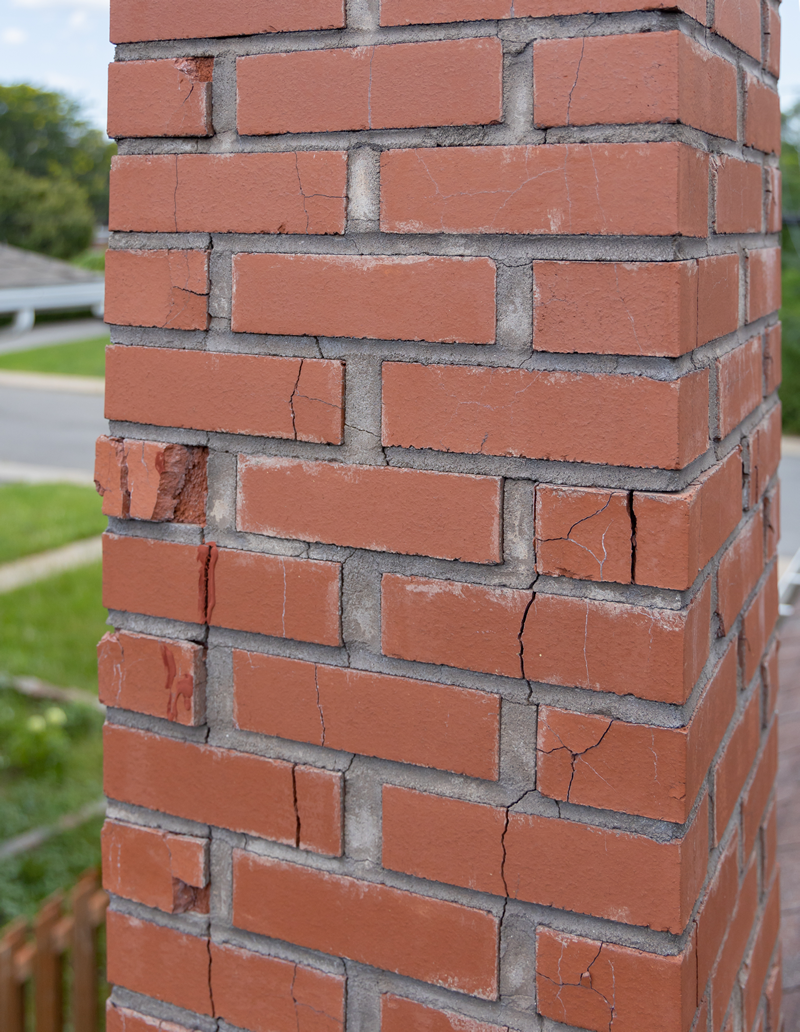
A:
[102, 1, 781, 1030]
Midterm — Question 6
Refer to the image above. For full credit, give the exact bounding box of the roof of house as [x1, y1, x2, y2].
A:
[0, 244, 102, 289]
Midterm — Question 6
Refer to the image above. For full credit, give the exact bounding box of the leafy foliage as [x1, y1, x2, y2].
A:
[781, 103, 800, 434]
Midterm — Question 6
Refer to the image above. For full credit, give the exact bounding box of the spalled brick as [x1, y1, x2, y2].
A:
[748, 407, 782, 506]
[109, 153, 347, 234]
[231, 253, 496, 344]
[716, 510, 764, 634]
[742, 878, 781, 1031]
[102, 534, 209, 624]
[534, 485, 633, 583]
[105, 346, 344, 444]
[382, 573, 710, 702]
[209, 547, 341, 647]
[382, 785, 709, 932]
[633, 448, 744, 591]
[106, 912, 211, 1015]
[745, 76, 782, 154]
[715, 158, 764, 233]
[381, 143, 709, 237]
[102, 820, 208, 914]
[714, 0, 762, 58]
[94, 435, 207, 524]
[533, 33, 736, 140]
[233, 651, 500, 780]
[98, 630, 205, 725]
[713, 690, 762, 842]
[712, 860, 759, 1031]
[237, 456, 502, 564]
[382, 362, 709, 470]
[110, 0, 345, 43]
[210, 941, 346, 1032]
[741, 566, 780, 682]
[381, 996, 507, 1032]
[765, 324, 782, 394]
[537, 928, 697, 1032]
[237, 38, 502, 135]
[104, 250, 209, 331]
[537, 641, 737, 822]
[232, 851, 499, 998]
[742, 720, 778, 858]
[748, 249, 782, 323]
[104, 724, 343, 854]
[107, 59, 213, 138]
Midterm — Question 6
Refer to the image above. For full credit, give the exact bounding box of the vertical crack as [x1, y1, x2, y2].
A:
[565, 37, 586, 126]
[289, 359, 304, 440]
[627, 491, 637, 585]
[518, 581, 538, 680]
[291, 765, 301, 848]
[206, 937, 216, 1019]
[313, 664, 326, 746]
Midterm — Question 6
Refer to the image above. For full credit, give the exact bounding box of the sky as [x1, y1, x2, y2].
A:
[0, 0, 798, 132]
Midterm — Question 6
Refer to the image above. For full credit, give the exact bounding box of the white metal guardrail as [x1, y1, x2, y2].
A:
[779, 545, 800, 617]
[0, 282, 104, 331]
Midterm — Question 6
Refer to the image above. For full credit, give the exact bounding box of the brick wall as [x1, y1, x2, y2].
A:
[100, 1, 782, 1030]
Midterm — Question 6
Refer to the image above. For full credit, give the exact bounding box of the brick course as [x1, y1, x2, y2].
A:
[103, 1, 781, 1029]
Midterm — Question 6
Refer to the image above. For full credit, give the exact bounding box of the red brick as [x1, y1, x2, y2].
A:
[209, 548, 341, 647]
[537, 641, 737, 823]
[696, 831, 740, 991]
[104, 724, 343, 854]
[210, 941, 345, 1032]
[742, 720, 778, 859]
[106, 911, 211, 1014]
[98, 630, 205, 725]
[382, 785, 709, 932]
[232, 254, 496, 345]
[382, 573, 710, 702]
[746, 922, 778, 1032]
[232, 652, 500, 780]
[717, 510, 765, 634]
[106, 1004, 194, 1032]
[766, 168, 782, 233]
[765, 4, 780, 77]
[766, 953, 782, 1031]
[382, 0, 705, 22]
[237, 456, 502, 564]
[237, 38, 502, 135]
[763, 637, 780, 722]
[748, 407, 781, 506]
[748, 249, 782, 323]
[745, 76, 782, 154]
[110, 0, 345, 43]
[105, 346, 344, 445]
[764, 324, 782, 394]
[105, 250, 209, 331]
[381, 996, 506, 1032]
[107, 59, 212, 138]
[534, 485, 632, 583]
[714, 690, 762, 842]
[634, 449, 744, 591]
[521, 580, 711, 704]
[716, 158, 764, 233]
[533, 33, 736, 140]
[109, 153, 347, 235]
[382, 362, 709, 470]
[536, 927, 697, 1032]
[765, 482, 780, 561]
[94, 436, 207, 524]
[231, 851, 499, 998]
[712, 860, 759, 1031]
[698, 254, 741, 344]
[102, 534, 208, 624]
[102, 820, 208, 914]
[741, 566, 780, 683]
[381, 142, 709, 237]
[714, 0, 762, 58]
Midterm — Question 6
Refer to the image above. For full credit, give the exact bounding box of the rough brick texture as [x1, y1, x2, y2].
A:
[103, 1, 781, 1030]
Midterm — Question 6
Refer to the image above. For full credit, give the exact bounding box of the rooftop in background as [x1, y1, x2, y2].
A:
[0, 244, 101, 289]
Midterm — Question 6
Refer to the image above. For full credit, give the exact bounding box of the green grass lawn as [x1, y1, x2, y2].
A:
[781, 259, 800, 435]
[0, 483, 106, 565]
[0, 336, 107, 378]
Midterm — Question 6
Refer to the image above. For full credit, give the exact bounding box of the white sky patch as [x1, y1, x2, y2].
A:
[2, 26, 28, 43]
[12, 0, 108, 7]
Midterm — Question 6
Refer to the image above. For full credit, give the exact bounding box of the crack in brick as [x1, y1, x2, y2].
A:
[289, 360, 304, 440]
[517, 581, 537, 680]
[291, 765, 301, 848]
[207, 937, 216, 1019]
[565, 37, 586, 126]
[627, 491, 637, 584]
[541, 942, 616, 1031]
[313, 664, 326, 746]
[539, 719, 614, 801]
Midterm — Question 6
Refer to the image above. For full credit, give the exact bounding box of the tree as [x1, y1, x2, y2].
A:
[0, 84, 115, 228]
[780, 102, 800, 432]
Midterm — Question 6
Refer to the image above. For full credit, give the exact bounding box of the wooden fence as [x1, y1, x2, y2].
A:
[0, 869, 108, 1031]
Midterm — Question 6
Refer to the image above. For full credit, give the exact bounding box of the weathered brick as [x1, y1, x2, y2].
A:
[109, 153, 347, 234]
[716, 510, 764, 634]
[237, 38, 502, 135]
[534, 485, 633, 583]
[748, 407, 782, 506]
[102, 534, 208, 624]
[382, 362, 709, 470]
[381, 996, 506, 1032]
[382, 0, 705, 22]
[714, 0, 762, 58]
[713, 690, 762, 842]
[745, 76, 782, 154]
[381, 143, 709, 237]
[711, 860, 759, 1031]
[715, 158, 764, 233]
[742, 720, 778, 858]
[742, 878, 781, 1031]
[105, 250, 209, 331]
[765, 324, 782, 394]
[696, 831, 741, 990]
[748, 249, 782, 322]
[233, 652, 500, 780]
[107, 59, 213, 138]
[106, 1004, 194, 1032]
[741, 566, 780, 683]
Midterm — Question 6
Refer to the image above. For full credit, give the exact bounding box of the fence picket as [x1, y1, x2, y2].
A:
[0, 917, 27, 1032]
